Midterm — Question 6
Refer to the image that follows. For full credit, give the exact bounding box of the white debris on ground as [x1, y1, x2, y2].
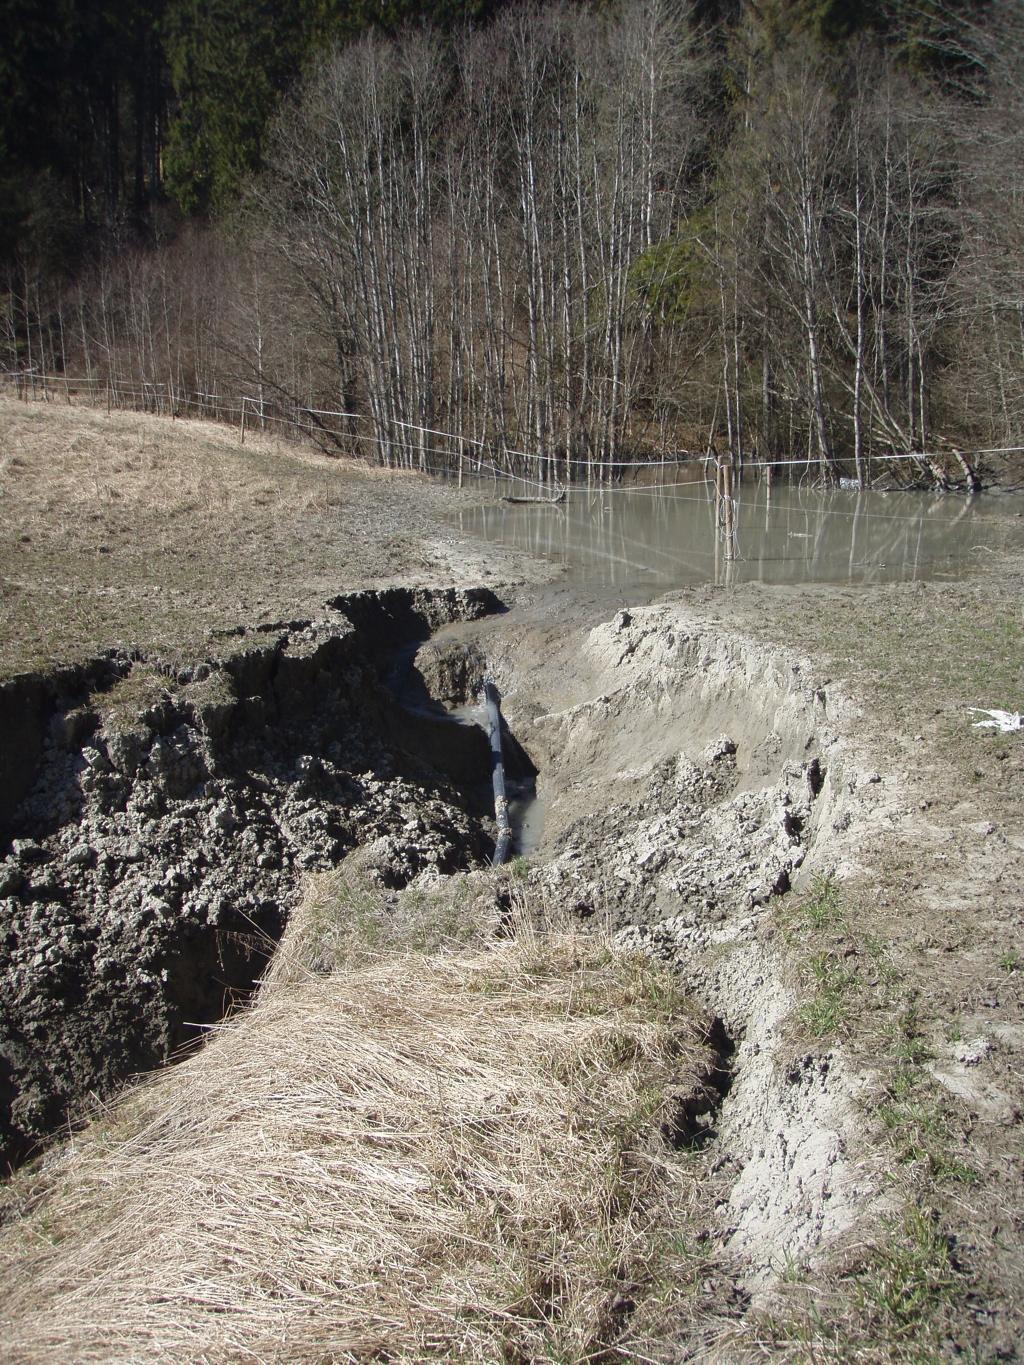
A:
[968, 708, 1023, 732]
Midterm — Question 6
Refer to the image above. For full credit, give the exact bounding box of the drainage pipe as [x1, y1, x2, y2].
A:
[482, 678, 512, 866]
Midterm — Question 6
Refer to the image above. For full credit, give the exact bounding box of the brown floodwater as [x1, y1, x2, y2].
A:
[456, 482, 1024, 592]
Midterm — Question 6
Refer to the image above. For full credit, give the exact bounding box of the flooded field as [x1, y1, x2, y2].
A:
[456, 481, 1024, 591]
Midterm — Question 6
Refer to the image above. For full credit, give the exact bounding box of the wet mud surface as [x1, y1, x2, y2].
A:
[0, 589, 500, 1167]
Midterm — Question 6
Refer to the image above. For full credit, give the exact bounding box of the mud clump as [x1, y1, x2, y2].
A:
[0, 588, 501, 1168]
[540, 736, 815, 931]
[413, 638, 489, 707]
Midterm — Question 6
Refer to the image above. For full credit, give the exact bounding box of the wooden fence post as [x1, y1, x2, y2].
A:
[716, 450, 737, 563]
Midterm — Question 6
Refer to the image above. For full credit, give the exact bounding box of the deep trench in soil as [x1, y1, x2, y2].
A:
[408, 596, 875, 1288]
[2, 582, 851, 1292]
[0, 588, 516, 1168]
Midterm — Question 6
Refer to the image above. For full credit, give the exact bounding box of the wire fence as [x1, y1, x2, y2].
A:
[1, 366, 1006, 495]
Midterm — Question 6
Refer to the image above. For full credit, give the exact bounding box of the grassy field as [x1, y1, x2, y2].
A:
[0, 398, 532, 677]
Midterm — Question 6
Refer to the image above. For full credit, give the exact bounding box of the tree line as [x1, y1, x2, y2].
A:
[3, 0, 1021, 487]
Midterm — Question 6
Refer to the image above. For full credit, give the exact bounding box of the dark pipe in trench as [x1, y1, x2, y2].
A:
[482, 680, 512, 866]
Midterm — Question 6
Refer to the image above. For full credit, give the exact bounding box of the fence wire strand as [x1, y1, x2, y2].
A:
[1, 370, 1004, 503]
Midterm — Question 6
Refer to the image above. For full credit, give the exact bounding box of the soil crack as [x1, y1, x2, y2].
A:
[0, 588, 504, 1168]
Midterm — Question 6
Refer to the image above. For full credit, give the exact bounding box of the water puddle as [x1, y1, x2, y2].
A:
[456, 481, 1023, 591]
[508, 782, 547, 856]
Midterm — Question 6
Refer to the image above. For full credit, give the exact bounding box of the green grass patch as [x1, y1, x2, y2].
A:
[781, 875, 847, 939]
[852, 1206, 964, 1346]
[795, 950, 860, 1039]
[507, 854, 531, 881]
[781, 879, 863, 1040]
[872, 1000, 979, 1186]
[878, 1071, 979, 1187]
[758, 1204, 969, 1359]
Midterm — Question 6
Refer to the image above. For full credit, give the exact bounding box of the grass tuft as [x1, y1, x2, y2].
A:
[795, 950, 860, 1039]
[877, 1072, 979, 1188]
[852, 1206, 963, 1344]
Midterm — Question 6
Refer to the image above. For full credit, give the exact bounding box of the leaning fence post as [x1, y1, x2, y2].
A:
[240, 396, 247, 446]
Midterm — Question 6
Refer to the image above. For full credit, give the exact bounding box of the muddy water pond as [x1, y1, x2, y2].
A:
[456, 482, 1023, 591]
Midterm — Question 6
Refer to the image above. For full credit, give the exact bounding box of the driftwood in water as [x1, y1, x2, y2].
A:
[896, 450, 981, 492]
[501, 489, 566, 505]
[481, 679, 512, 866]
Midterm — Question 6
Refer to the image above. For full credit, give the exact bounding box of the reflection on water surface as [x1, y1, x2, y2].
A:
[456, 482, 1021, 590]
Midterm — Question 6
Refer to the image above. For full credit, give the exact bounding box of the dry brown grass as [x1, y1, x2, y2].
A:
[0, 398, 487, 677]
[0, 878, 709, 1362]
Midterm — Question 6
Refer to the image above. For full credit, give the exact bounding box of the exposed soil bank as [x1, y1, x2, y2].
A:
[0, 588, 501, 1168]
[414, 599, 895, 1287]
[403, 565, 1024, 1360]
